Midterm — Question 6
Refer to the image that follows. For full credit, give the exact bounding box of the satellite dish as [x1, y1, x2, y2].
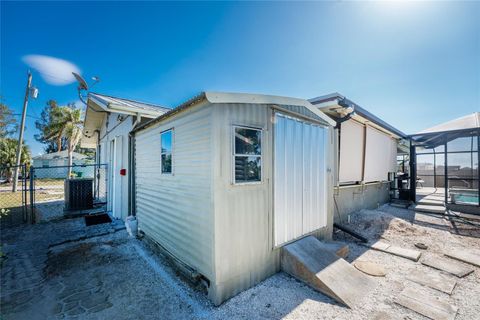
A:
[72, 72, 89, 91]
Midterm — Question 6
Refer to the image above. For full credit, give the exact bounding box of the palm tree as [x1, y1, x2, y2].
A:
[43, 106, 67, 152]
[62, 107, 83, 178]
[43, 106, 83, 178]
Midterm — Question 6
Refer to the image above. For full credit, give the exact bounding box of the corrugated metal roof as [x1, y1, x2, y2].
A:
[417, 112, 480, 134]
[89, 92, 171, 114]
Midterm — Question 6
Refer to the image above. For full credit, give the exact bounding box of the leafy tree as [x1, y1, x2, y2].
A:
[35, 100, 67, 152]
[0, 100, 18, 138]
[0, 138, 31, 182]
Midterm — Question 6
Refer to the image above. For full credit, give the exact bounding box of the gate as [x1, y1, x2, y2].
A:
[29, 164, 108, 223]
[0, 164, 29, 227]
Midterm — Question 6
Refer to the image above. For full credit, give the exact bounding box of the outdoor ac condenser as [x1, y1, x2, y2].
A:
[64, 179, 94, 211]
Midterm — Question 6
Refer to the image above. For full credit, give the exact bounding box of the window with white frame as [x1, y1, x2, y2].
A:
[234, 126, 262, 183]
[161, 129, 173, 174]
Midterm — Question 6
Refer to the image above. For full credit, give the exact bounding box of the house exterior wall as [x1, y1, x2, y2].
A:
[338, 119, 398, 185]
[98, 112, 133, 220]
[333, 182, 390, 223]
[333, 121, 398, 223]
[134, 102, 215, 280]
[209, 103, 335, 305]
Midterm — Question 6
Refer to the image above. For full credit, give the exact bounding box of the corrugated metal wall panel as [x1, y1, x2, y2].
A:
[281, 104, 331, 125]
[134, 104, 214, 278]
[273, 113, 328, 247]
[211, 103, 279, 304]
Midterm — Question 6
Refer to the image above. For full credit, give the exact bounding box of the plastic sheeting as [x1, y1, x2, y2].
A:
[364, 126, 397, 182]
[339, 120, 365, 183]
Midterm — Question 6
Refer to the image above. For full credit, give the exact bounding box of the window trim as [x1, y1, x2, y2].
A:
[160, 128, 174, 175]
[232, 125, 263, 185]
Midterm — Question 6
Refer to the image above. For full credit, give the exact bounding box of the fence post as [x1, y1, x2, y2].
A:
[29, 166, 35, 224]
[22, 164, 27, 223]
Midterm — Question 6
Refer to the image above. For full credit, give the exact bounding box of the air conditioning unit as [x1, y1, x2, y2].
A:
[64, 179, 93, 211]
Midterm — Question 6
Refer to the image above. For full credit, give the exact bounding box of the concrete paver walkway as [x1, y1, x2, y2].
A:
[0, 217, 210, 320]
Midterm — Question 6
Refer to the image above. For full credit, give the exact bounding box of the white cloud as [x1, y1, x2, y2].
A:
[22, 54, 81, 86]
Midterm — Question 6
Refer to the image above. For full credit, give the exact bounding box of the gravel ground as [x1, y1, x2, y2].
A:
[214, 205, 480, 320]
[1, 205, 479, 319]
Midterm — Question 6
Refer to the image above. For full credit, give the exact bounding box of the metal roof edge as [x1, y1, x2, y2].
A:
[88, 92, 171, 113]
[133, 91, 337, 134]
[308, 92, 344, 104]
[350, 101, 407, 138]
[205, 91, 336, 126]
[132, 92, 207, 134]
[310, 93, 407, 138]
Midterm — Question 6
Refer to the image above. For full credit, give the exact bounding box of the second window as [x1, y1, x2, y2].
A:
[161, 129, 173, 174]
[234, 127, 262, 183]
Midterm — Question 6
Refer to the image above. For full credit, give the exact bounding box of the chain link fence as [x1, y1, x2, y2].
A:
[30, 164, 108, 222]
[0, 164, 29, 227]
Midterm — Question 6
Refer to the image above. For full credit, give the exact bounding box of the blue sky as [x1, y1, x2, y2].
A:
[1, 1, 479, 156]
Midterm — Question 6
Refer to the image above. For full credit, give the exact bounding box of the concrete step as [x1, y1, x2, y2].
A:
[417, 200, 445, 207]
[281, 236, 375, 308]
[412, 204, 446, 214]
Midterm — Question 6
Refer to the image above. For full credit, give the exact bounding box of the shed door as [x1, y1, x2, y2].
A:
[274, 113, 328, 247]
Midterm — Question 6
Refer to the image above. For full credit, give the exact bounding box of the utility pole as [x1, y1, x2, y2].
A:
[12, 71, 32, 192]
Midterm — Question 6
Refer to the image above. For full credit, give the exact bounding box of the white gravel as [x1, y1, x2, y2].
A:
[210, 205, 480, 320]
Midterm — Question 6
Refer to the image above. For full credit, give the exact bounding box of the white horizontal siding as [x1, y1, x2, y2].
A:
[134, 104, 214, 278]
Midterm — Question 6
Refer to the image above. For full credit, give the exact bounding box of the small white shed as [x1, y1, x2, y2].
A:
[133, 92, 336, 305]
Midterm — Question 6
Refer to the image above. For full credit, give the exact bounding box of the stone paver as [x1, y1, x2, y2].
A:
[0, 217, 127, 319]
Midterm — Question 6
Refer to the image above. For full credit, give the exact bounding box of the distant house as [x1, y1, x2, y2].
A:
[32, 150, 91, 178]
[81, 93, 170, 220]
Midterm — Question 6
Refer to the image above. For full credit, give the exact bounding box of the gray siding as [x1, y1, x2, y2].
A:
[209, 103, 335, 304]
[134, 103, 214, 279]
[333, 183, 390, 223]
[210, 103, 277, 304]
[281, 104, 331, 125]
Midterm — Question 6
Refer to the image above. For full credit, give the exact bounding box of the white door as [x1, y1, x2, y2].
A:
[274, 113, 328, 247]
[108, 137, 123, 218]
[108, 139, 116, 215]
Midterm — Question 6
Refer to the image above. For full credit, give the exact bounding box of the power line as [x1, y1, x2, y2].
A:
[12, 113, 41, 120]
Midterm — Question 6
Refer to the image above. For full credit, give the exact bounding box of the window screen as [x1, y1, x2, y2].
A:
[161, 129, 173, 174]
[234, 127, 262, 183]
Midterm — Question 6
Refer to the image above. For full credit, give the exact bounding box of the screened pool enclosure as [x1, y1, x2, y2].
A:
[410, 113, 479, 211]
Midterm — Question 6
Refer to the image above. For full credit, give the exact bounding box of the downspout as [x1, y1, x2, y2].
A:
[335, 98, 355, 129]
[334, 111, 355, 129]
[333, 99, 355, 184]
[128, 114, 141, 216]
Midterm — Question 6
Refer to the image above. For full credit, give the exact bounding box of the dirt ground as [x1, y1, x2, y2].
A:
[1, 205, 479, 320]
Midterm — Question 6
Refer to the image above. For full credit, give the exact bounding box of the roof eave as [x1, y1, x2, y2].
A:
[310, 94, 407, 139]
